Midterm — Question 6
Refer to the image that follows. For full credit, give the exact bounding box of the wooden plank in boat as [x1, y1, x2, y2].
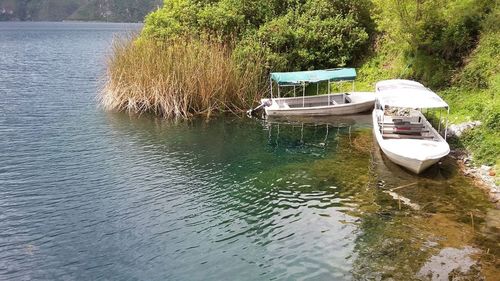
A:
[382, 134, 435, 139]
[382, 128, 429, 134]
[380, 123, 424, 128]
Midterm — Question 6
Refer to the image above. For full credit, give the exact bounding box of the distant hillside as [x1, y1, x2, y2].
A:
[0, 0, 162, 22]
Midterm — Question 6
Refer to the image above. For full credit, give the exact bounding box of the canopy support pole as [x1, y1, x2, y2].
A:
[328, 79, 331, 105]
[316, 83, 319, 96]
[270, 77, 273, 99]
[293, 86, 296, 97]
[381, 106, 385, 135]
[444, 108, 449, 140]
[438, 109, 442, 132]
[302, 82, 306, 107]
[278, 84, 281, 98]
[352, 81, 355, 93]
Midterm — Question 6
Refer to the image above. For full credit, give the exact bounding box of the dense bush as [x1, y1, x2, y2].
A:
[142, 0, 373, 71]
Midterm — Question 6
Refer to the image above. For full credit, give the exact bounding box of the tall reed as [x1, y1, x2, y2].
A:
[100, 36, 267, 118]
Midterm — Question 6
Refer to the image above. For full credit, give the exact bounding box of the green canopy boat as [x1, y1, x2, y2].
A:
[253, 68, 375, 117]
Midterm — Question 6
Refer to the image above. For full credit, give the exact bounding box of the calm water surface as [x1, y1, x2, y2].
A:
[0, 22, 498, 280]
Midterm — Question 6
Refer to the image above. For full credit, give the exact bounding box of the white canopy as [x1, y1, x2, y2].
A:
[375, 79, 449, 109]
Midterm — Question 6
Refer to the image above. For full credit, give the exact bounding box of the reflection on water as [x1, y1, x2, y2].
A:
[0, 22, 498, 280]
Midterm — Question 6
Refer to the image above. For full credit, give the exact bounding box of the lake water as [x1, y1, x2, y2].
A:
[0, 22, 498, 280]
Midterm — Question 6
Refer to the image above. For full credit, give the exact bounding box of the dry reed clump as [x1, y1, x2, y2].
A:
[100, 36, 267, 119]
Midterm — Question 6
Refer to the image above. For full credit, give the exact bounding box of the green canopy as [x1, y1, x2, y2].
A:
[270, 68, 356, 85]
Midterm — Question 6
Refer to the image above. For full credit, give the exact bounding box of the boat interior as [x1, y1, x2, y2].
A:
[276, 94, 350, 109]
[378, 109, 439, 141]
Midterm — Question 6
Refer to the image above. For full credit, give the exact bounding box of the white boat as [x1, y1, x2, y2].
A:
[372, 79, 450, 174]
[251, 68, 375, 117]
[262, 92, 375, 116]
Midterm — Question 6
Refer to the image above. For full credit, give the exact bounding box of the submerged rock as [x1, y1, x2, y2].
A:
[417, 247, 482, 281]
[384, 190, 421, 210]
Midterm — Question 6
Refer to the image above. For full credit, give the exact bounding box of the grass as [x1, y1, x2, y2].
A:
[440, 86, 499, 167]
[100, 35, 267, 119]
[440, 25, 499, 168]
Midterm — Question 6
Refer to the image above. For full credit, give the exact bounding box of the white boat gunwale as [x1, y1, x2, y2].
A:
[261, 92, 374, 110]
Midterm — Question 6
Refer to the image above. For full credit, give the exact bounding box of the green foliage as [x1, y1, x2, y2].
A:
[142, 0, 198, 37]
[197, 1, 245, 38]
[142, 0, 373, 71]
[438, 6, 499, 166]
[460, 128, 499, 166]
[439, 83, 499, 165]
[369, 0, 492, 88]
[255, 0, 370, 71]
[455, 14, 500, 88]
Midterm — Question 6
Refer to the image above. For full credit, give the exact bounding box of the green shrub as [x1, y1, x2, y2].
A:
[142, 0, 373, 71]
[197, 1, 245, 39]
[142, 0, 199, 38]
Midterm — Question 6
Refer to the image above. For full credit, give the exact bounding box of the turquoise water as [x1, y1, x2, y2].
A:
[0, 22, 498, 280]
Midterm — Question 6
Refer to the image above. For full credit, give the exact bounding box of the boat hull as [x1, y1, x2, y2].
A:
[262, 92, 375, 117]
[372, 109, 449, 174]
[377, 141, 442, 174]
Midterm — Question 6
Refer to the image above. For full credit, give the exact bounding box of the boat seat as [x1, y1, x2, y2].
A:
[382, 134, 435, 139]
[382, 128, 429, 134]
[281, 102, 290, 109]
[380, 123, 424, 128]
[379, 121, 426, 132]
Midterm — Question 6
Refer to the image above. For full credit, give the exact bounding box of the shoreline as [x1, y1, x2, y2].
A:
[450, 148, 500, 208]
